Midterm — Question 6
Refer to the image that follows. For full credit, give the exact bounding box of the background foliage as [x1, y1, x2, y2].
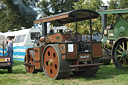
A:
[38, 0, 79, 16]
[0, 0, 38, 32]
[106, 0, 128, 29]
[1, 0, 128, 32]
[65, 0, 103, 34]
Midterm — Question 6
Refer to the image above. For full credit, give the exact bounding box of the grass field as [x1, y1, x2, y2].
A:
[0, 60, 128, 85]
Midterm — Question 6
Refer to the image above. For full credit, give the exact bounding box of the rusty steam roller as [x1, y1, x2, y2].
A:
[24, 9, 103, 79]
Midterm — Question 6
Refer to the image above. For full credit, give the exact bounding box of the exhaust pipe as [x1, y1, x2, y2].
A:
[101, 6, 107, 37]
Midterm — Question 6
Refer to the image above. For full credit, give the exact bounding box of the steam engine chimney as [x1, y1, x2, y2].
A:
[101, 6, 107, 36]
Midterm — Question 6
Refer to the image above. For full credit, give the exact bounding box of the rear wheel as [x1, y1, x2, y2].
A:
[43, 44, 71, 79]
[73, 58, 100, 77]
[113, 38, 128, 70]
[25, 50, 37, 73]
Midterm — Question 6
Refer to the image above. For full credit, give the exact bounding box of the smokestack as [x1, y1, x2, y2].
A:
[42, 22, 47, 36]
[101, 6, 107, 36]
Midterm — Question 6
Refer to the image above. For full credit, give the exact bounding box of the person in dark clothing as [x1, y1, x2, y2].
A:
[6, 37, 13, 64]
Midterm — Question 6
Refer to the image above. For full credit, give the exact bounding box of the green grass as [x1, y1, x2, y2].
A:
[0, 60, 128, 85]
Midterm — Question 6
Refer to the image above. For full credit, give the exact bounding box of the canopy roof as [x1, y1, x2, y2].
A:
[34, 9, 99, 24]
[98, 8, 128, 14]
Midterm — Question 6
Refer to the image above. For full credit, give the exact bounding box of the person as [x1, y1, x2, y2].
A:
[6, 37, 13, 64]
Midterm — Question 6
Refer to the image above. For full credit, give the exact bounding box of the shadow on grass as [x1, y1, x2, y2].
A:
[67, 63, 128, 80]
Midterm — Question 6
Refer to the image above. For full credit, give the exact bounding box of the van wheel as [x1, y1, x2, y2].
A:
[8, 67, 12, 73]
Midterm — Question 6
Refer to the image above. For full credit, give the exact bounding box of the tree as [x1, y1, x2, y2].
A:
[119, 0, 128, 8]
[0, 0, 38, 32]
[67, 0, 128, 34]
[107, 0, 128, 27]
[38, 0, 79, 16]
[66, 0, 103, 34]
[108, 0, 119, 9]
[38, 0, 79, 26]
[0, 5, 8, 32]
[107, 0, 128, 9]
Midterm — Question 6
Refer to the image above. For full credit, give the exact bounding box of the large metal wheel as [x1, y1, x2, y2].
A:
[25, 50, 37, 73]
[43, 44, 71, 79]
[73, 58, 100, 77]
[113, 38, 128, 70]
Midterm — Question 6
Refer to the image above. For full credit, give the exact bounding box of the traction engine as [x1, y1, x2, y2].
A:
[98, 7, 128, 70]
[24, 9, 103, 79]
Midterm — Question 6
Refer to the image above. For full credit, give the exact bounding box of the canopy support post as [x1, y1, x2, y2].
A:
[89, 12, 93, 62]
[42, 22, 47, 36]
[75, 16, 77, 41]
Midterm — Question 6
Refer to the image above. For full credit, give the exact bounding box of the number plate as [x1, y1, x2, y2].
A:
[0, 59, 5, 62]
[80, 55, 89, 59]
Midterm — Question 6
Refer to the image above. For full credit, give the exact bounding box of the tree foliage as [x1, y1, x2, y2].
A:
[37, 0, 79, 26]
[108, 0, 128, 9]
[0, 0, 37, 32]
[66, 0, 128, 34]
[65, 0, 103, 34]
[118, 0, 128, 8]
[108, 0, 118, 9]
[107, 0, 128, 27]
[1, 0, 128, 32]
[38, 0, 79, 16]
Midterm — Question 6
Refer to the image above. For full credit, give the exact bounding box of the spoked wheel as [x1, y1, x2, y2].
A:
[113, 38, 128, 70]
[25, 50, 37, 73]
[43, 44, 71, 79]
[73, 58, 100, 77]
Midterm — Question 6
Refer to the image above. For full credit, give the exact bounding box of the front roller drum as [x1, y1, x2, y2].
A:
[24, 50, 38, 73]
[43, 44, 71, 79]
[113, 38, 128, 70]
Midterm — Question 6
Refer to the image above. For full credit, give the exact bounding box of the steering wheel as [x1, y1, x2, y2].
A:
[64, 29, 72, 34]
[64, 29, 72, 39]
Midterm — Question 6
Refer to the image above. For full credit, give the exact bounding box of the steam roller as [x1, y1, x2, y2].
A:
[24, 9, 103, 79]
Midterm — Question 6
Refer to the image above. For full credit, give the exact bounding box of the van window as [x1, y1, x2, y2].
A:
[30, 32, 40, 40]
[7, 36, 15, 40]
[14, 34, 26, 43]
